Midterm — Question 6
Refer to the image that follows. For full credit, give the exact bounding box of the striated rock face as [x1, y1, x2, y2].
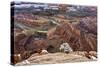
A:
[76, 17, 97, 52]
[79, 17, 97, 35]
[13, 33, 49, 64]
[47, 17, 97, 52]
[14, 33, 27, 54]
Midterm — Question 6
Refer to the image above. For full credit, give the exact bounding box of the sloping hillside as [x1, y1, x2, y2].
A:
[16, 52, 97, 66]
